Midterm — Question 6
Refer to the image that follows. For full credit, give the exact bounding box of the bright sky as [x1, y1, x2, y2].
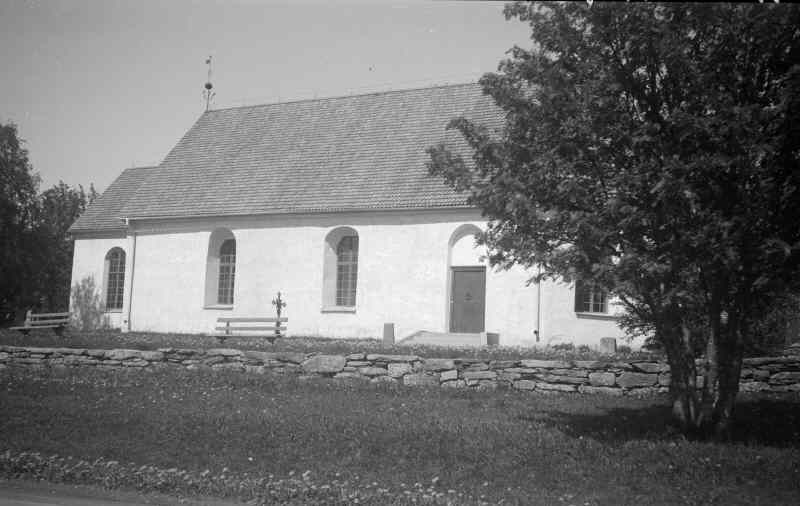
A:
[0, 0, 531, 193]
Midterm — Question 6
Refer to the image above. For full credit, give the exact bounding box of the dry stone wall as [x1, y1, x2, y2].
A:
[1, 345, 799, 395]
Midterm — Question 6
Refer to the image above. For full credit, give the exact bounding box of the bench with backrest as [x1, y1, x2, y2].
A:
[215, 316, 288, 344]
[10, 310, 70, 336]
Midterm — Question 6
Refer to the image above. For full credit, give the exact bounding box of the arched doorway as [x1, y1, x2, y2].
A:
[447, 225, 486, 333]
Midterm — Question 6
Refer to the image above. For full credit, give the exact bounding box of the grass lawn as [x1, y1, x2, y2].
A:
[1, 365, 799, 505]
[0, 328, 658, 362]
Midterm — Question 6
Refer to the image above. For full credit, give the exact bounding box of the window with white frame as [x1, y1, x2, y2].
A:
[574, 280, 608, 313]
[217, 239, 236, 305]
[335, 235, 358, 307]
[322, 227, 359, 311]
[104, 248, 126, 311]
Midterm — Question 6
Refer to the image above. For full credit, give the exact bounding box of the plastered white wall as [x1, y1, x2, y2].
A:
[70, 236, 127, 328]
[71, 210, 630, 347]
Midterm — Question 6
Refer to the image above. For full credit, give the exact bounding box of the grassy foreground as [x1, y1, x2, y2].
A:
[1, 365, 799, 505]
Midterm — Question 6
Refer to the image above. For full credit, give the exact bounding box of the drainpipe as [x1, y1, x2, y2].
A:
[124, 219, 137, 332]
[535, 265, 542, 343]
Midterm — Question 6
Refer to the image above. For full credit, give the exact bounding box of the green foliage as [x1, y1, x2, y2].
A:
[428, 2, 800, 436]
[70, 276, 110, 331]
[0, 123, 40, 311]
[0, 121, 95, 315]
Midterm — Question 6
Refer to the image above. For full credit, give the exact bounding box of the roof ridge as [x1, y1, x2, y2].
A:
[206, 81, 481, 114]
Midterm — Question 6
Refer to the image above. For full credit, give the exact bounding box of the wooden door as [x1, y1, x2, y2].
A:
[450, 266, 486, 333]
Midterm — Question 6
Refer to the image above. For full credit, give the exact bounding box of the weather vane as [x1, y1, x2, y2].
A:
[203, 56, 216, 112]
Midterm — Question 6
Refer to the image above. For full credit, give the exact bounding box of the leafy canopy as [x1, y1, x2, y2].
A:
[429, 2, 800, 343]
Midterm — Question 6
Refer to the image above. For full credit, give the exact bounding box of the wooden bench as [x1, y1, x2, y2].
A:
[10, 310, 70, 336]
[215, 317, 288, 344]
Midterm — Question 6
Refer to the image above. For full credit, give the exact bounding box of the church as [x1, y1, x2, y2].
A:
[68, 83, 626, 347]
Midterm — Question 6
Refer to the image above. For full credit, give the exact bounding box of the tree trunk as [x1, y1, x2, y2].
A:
[661, 321, 702, 436]
[661, 311, 745, 440]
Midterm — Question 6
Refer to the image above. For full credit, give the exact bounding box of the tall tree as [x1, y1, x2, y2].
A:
[32, 182, 96, 311]
[429, 2, 800, 438]
[0, 123, 40, 311]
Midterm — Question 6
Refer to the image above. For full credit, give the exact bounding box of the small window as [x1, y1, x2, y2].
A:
[575, 280, 608, 313]
[336, 236, 358, 307]
[105, 248, 126, 310]
[217, 239, 236, 305]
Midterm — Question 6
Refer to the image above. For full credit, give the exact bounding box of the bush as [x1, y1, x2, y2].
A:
[70, 276, 110, 331]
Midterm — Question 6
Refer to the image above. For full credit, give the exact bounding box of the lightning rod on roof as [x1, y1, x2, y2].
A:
[203, 56, 216, 112]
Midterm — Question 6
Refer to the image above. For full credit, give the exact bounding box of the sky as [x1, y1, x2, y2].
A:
[0, 0, 532, 193]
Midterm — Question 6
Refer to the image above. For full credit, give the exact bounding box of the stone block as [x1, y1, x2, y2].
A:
[243, 350, 272, 363]
[387, 363, 413, 378]
[123, 359, 148, 367]
[489, 360, 519, 369]
[440, 369, 458, 382]
[539, 374, 586, 385]
[573, 360, 610, 370]
[464, 362, 490, 372]
[404, 373, 439, 387]
[535, 382, 577, 392]
[658, 373, 671, 386]
[578, 385, 623, 396]
[769, 371, 800, 384]
[302, 355, 346, 374]
[333, 372, 362, 380]
[551, 368, 589, 378]
[616, 372, 657, 388]
[497, 371, 521, 382]
[347, 361, 371, 367]
[106, 349, 143, 361]
[346, 353, 366, 361]
[358, 367, 388, 377]
[513, 380, 537, 391]
[205, 348, 244, 357]
[588, 372, 616, 387]
[202, 356, 225, 366]
[462, 371, 497, 381]
[631, 362, 669, 374]
[366, 354, 419, 363]
[272, 352, 307, 364]
[422, 359, 455, 371]
[138, 351, 165, 361]
[504, 367, 538, 375]
[520, 359, 571, 369]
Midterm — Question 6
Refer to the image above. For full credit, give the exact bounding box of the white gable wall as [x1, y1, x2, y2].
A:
[71, 235, 128, 329]
[70, 209, 630, 348]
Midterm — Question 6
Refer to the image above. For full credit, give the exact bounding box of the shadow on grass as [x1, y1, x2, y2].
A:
[523, 394, 800, 447]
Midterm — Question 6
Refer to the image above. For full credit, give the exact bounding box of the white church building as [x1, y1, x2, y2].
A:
[68, 83, 626, 347]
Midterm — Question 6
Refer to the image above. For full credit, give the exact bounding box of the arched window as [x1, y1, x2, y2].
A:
[218, 239, 236, 305]
[104, 248, 126, 311]
[205, 228, 236, 307]
[322, 227, 359, 310]
[336, 235, 358, 307]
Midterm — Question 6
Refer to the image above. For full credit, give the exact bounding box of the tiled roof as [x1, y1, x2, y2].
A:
[118, 83, 503, 220]
[69, 166, 158, 234]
